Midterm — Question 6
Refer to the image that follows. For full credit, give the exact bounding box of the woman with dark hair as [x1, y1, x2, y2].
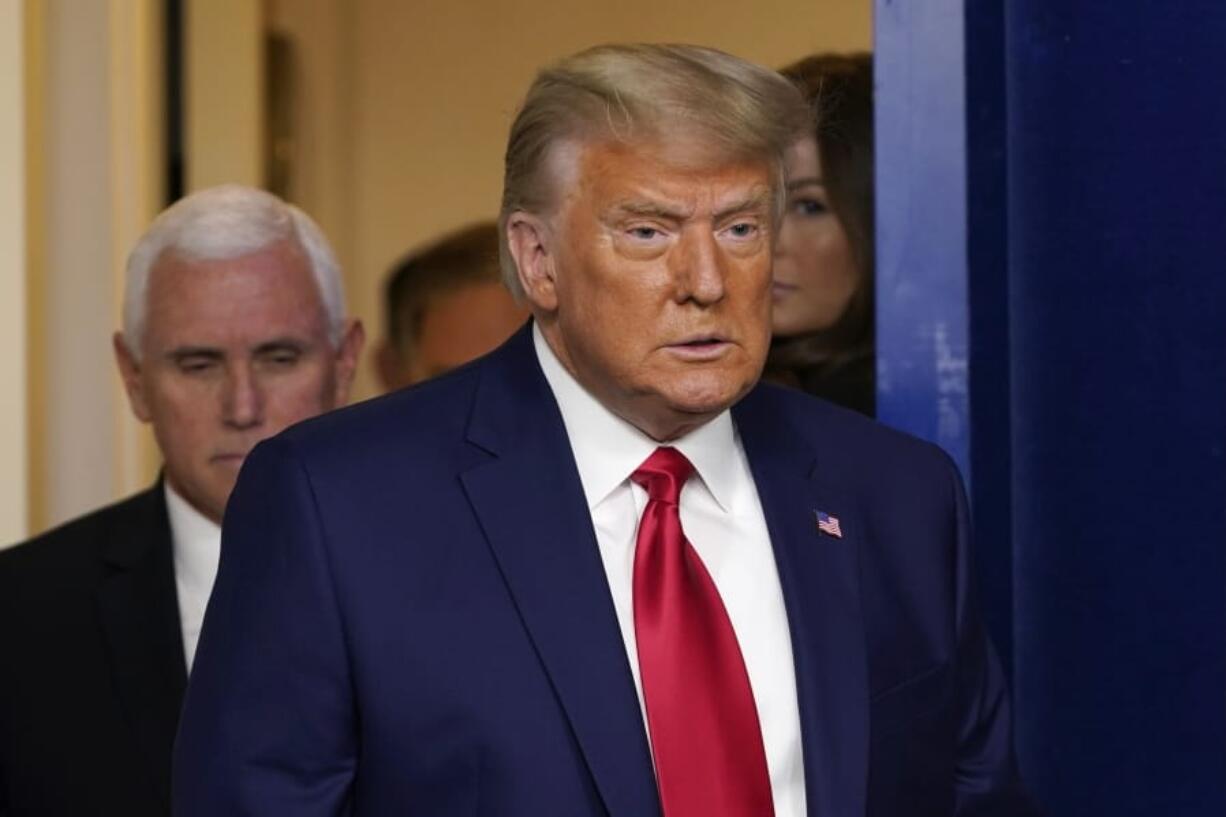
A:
[766, 53, 875, 415]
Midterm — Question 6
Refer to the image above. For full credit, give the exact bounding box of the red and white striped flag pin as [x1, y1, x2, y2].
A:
[815, 510, 843, 539]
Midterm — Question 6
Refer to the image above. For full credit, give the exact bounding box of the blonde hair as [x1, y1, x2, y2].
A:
[498, 43, 809, 297]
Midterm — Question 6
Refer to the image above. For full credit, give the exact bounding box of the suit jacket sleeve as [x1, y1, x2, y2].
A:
[947, 453, 1041, 816]
[173, 436, 356, 816]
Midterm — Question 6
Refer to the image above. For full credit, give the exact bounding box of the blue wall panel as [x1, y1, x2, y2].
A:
[876, 0, 1019, 677]
[875, 0, 971, 481]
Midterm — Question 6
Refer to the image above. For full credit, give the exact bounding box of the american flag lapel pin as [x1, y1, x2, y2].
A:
[815, 510, 843, 539]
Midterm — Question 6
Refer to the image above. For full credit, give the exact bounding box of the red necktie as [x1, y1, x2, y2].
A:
[631, 447, 775, 817]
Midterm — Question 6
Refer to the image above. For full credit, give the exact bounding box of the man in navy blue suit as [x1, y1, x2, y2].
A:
[174, 44, 1037, 816]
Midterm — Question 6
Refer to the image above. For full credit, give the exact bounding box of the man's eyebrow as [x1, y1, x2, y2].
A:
[164, 346, 223, 362]
[605, 189, 774, 223]
[253, 338, 309, 355]
[714, 190, 774, 221]
[606, 200, 691, 221]
[786, 176, 824, 192]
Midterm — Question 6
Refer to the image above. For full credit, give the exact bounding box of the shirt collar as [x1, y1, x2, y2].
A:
[533, 323, 738, 512]
[164, 481, 222, 593]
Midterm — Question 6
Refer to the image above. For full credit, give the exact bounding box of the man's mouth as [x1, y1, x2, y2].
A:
[666, 335, 732, 360]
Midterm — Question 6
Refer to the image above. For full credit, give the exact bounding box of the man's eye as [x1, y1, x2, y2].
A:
[726, 222, 759, 239]
[261, 351, 301, 368]
[792, 198, 827, 216]
[628, 226, 662, 241]
[177, 359, 216, 374]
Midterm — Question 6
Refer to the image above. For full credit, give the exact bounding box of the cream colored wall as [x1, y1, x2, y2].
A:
[339, 0, 872, 400]
[35, 1, 131, 533]
[266, 0, 354, 293]
[21, 0, 166, 536]
[185, 0, 264, 189]
[1, 0, 29, 545]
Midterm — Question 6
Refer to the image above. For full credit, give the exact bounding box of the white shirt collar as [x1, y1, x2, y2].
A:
[533, 323, 738, 512]
[163, 481, 222, 600]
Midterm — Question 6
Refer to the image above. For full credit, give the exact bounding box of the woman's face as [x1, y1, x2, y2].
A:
[771, 136, 859, 337]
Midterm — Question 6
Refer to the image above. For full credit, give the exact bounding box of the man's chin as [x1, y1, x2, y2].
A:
[663, 372, 756, 414]
[636, 390, 742, 439]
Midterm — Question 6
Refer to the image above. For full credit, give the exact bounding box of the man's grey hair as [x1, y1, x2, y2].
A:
[498, 43, 810, 299]
[122, 184, 346, 358]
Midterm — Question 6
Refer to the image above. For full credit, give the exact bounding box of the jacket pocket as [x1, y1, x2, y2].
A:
[869, 661, 954, 738]
[866, 662, 957, 815]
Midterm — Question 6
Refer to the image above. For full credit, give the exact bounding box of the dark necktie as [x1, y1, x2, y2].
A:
[631, 446, 775, 817]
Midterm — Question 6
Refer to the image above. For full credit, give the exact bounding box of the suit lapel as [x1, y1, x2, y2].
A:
[735, 391, 870, 817]
[459, 327, 660, 817]
[96, 484, 188, 808]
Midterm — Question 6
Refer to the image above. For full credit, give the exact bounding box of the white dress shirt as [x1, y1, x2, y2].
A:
[534, 325, 807, 817]
[164, 482, 222, 673]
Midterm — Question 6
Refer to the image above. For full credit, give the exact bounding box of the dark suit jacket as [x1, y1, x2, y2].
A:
[174, 324, 1037, 816]
[0, 486, 186, 817]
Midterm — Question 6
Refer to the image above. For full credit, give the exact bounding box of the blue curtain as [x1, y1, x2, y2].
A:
[876, 1, 1226, 813]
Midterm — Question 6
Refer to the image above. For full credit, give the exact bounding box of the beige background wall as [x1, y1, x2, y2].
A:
[185, 0, 264, 190]
[30, 0, 125, 536]
[20, 0, 166, 539]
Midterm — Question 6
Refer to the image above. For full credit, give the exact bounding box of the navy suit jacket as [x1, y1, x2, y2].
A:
[173, 325, 1036, 816]
[1, 485, 185, 817]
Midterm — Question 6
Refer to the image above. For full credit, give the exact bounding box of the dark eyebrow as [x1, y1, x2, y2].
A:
[253, 338, 309, 356]
[165, 347, 223, 363]
[786, 176, 825, 192]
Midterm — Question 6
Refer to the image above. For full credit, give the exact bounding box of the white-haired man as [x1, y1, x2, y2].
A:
[0, 185, 363, 817]
[176, 46, 1036, 817]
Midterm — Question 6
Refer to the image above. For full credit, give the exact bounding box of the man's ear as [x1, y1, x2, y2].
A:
[332, 318, 366, 406]
[506, 212, 559, 312]
[113, 332, 152, 423]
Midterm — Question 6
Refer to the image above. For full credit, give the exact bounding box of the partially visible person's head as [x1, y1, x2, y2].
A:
[375, 222, 527, 391]
[772, 52, 874, 342]
[114, 184, 365, 523]
[502, 44, 808, 441]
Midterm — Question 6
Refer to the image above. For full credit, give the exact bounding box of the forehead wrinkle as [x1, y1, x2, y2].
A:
[599, 181, 773, 225]
[713, 187, 774, 221]
[566, 138, 781, 240]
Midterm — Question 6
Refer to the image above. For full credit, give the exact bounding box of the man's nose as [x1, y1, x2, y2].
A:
[674, 229, 727, 306]
[221, 364, 264, 430]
